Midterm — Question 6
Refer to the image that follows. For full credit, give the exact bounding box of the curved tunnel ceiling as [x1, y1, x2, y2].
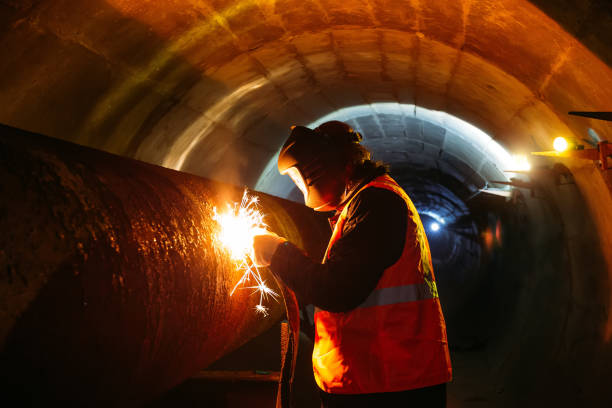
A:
[135, 16, 612, 187]
[132, 1, 608, 175]
[2, 0, 611, 185]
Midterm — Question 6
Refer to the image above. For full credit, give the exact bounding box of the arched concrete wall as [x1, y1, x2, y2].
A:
[2, 1, 611, 170]
[1, 0, 612, 406]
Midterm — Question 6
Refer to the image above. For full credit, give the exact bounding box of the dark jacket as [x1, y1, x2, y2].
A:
[269, 166, 408, 313]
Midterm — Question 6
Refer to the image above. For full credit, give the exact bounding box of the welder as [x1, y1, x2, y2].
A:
[253, 121, 452, 407]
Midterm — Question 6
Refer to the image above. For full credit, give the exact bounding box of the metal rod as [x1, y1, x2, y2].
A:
[568, 111, 612, 122]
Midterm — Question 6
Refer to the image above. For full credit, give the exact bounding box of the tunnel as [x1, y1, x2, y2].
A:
[1, 0, 612, 407]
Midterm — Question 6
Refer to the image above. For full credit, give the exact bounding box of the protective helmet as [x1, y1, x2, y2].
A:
[277, 121, 363, 211]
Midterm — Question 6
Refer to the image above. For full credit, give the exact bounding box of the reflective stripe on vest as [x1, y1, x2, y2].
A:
[357, 281, 438, 309]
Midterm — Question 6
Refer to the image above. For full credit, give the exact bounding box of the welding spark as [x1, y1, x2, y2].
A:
[255, 304, 269, 317]
[213, 189, 278, 316]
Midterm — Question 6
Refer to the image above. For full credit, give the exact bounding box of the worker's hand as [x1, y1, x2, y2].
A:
[252, 229, 287, 267]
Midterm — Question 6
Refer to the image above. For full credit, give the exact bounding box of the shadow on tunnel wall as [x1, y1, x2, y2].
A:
[0, 0, 228, 178]
[424, 162, 612, 407]
[529, 0, 612, 68]
[1, 0, 290, 189]
[0, 1, 195, 152]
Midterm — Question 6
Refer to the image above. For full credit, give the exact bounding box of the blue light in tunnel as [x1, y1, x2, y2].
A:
[422, 211, 446, 225]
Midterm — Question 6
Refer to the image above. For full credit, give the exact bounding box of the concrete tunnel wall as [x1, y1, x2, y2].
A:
[1, 0, 612, 406]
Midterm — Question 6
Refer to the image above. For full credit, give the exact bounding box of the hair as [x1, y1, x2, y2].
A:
[345, 142, 389, 180]
[310, 120, 389, 181]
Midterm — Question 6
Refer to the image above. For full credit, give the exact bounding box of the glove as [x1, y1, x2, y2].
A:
[252, 229, 287, 267]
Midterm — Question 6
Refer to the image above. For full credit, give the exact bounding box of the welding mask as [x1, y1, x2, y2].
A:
[277, 122, 362, 211]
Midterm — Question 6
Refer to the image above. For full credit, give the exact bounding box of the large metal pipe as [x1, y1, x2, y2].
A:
[0, 124, 329, 405]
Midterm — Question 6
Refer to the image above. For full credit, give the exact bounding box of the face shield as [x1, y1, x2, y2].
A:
[277, 124, 355, 211]
[284, 163, 345, 211]
[283, 166, 308, 203]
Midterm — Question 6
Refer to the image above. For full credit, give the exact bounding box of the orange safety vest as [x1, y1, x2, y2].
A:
[313, 174, 452, 394]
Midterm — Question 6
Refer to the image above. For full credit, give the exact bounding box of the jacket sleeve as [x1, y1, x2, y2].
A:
[269, 187, 408, 313]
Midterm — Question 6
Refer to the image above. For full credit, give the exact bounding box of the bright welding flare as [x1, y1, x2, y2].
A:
[255, 304, 269, 317]
[213, 189, 279, 315]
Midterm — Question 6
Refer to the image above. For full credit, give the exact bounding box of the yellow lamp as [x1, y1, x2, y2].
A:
[553, 137, 569, 152]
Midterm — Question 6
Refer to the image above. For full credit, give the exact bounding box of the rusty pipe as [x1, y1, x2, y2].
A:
[0, 124, 329, 405]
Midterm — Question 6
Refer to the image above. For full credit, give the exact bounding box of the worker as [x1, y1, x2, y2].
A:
[252, 121, 452, 407]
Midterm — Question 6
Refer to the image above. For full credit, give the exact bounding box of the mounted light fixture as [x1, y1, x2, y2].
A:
[553, 137, 570, 153]
[531, 112, 612, 170]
